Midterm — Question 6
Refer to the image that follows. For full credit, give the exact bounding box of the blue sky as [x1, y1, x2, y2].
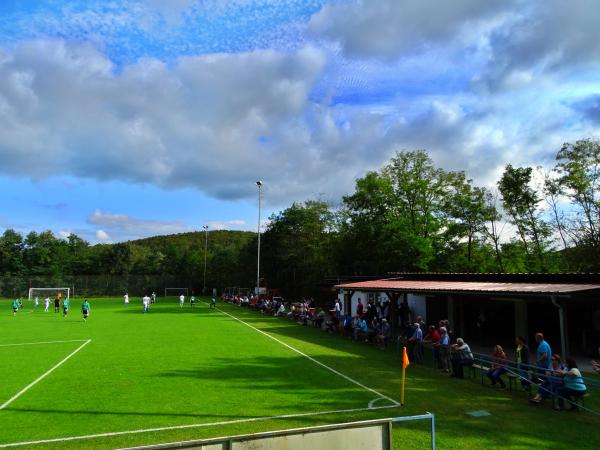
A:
[1, 0, 599, 243]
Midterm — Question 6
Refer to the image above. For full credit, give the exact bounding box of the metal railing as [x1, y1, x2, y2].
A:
[117, 413, 436, 450]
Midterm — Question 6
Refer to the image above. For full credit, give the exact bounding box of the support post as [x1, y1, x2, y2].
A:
[551, 295, 568, 358]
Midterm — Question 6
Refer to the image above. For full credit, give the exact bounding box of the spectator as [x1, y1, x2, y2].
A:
[315, 308, 326, 329]
[338, 313, 349, 335]
[356, 299, 364, 317]
[535, 332, 553, 382]
[438, 327, 451, 373]
[424, 325, 441, 368]
[275, 302, 285, 317]
[529, 354, 565, 405]
[554, 358, 587, 411]
[334, 299, 341, 321]
[487, 345, 508, 388]
[515, 336, 531, 390]
[352, 316, 361, 341]
[451, 338, 474, 378]
[409, 323, 423, 363]
[376, 319, 391, 349]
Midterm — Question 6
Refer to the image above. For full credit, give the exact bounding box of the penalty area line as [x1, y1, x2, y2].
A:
[0, 405, 400, 448]
[0, 339, 91, 412]
[0, 339, 89, 347]
[211, 304, 400, 407]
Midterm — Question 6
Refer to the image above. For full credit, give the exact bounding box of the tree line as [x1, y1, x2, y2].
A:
[1, 138, 598, 297]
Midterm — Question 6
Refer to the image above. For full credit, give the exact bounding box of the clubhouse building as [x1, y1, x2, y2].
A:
[334, 273, 600, 358]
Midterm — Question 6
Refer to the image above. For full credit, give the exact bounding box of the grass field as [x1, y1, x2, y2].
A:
[0, 297, 598, 449]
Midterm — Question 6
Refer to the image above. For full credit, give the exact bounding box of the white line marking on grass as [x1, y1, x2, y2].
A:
[211, 305, 400, 407]
[0, 404, 399, 448]
[0, 339, 88, 347]
[368, 397, 390, 409]
[0, 339, 91, 412]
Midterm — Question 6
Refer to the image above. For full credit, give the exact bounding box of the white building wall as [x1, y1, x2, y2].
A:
[338, 290, 427, 322]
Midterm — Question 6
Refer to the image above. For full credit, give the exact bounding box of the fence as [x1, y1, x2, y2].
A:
[119, 414, 436, 450]
[0, 274, 200, 298]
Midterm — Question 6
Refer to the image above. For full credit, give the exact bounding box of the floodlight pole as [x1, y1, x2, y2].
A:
[256, 181, 263, 296]
[203, 225, 209, 294]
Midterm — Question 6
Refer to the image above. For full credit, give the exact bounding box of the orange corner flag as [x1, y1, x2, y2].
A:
[401, 346, 409, 405]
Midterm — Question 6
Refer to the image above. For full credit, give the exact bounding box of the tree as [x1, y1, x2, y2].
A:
[443, 174, 494, 270]
[498, 165, 552, 272]
[262, 201, 336, 296]
[0, 229, 24, 274]
[555, 138, 600, 248]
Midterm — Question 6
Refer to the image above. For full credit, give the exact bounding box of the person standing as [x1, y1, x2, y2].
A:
[81, 299, 90, 322]
[179, 294, 185, 308]
[12, 299, 19, 316]
[334, 299, 341, 321]
[210, 297, 216, 309]
[438, 327, 451, 373]
[410, 323, 424, 363]
[124, 293, 129, 305]
[54, 296, 60, 313]
[190, 295, 196, 308]
[151, 292, 156, 304]
[535, 332, 552, 382]
[34, 296, 39, 308]
[142, 295, 150, 313]
[356, 299, 363, 317]
[44, 296, 50, 312]
[62, 297, 70, 317]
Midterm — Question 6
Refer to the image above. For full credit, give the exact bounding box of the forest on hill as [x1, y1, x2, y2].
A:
[1, 139, 599, 298]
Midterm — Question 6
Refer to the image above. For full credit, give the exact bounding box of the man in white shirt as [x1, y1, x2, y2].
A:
[142, 295, 150, 313]
[124, 293, 129, 304]
[335, 299, 341, 320]
[179, 294, 185, 308]
[44, 297, 50, 312]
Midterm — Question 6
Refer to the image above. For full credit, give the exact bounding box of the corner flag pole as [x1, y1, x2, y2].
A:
[401, 346, 410, 406]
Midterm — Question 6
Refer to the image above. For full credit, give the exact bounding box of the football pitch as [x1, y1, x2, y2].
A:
[0, 298, 406, 449]
[1, 297, 599, 450]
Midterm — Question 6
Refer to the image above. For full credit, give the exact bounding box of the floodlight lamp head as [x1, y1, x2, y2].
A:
[256, 180, 263, 187]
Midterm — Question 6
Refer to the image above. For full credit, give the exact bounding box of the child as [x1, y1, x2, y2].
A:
[81, 299, 90, 321]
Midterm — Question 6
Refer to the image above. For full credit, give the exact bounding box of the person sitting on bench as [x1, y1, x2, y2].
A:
[451, 338, 474, 378]
[554, 357, 587, 411]
[487, 345, 508, 388]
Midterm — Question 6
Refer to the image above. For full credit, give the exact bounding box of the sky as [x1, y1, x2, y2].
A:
[1, 0, 599, 243]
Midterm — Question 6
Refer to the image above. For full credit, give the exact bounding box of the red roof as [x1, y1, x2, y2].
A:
[335, 279, 600, 295]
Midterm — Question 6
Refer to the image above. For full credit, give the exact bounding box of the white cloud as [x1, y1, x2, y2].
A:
[88, 210, 188, 238]
[0, 40, 342, 206]
[95, 229, 111, 241]
[309, 0, 514, 60]
[58, 230, 72, 239]
[207, 219, 248, 231]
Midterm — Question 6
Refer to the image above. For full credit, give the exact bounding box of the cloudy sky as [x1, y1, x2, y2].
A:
[1, 0, 599, 243]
